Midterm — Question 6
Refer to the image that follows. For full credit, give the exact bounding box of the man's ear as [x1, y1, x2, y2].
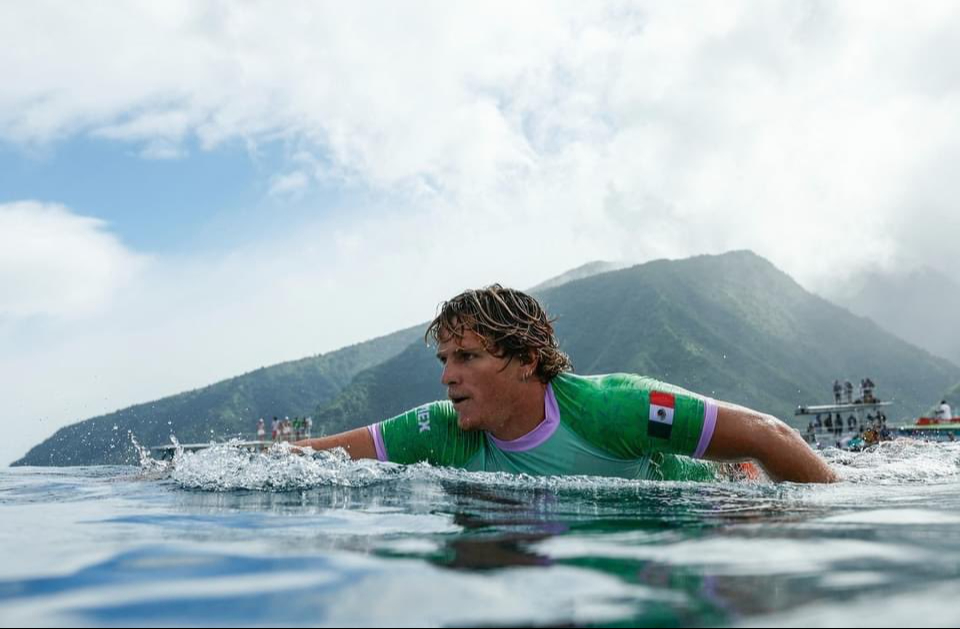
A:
[521, 350, 539, 368]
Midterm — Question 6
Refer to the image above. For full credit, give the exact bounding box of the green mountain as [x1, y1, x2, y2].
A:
[13, 326, 421, 466]
[528, 260, 625, 292]
[312, 251, 960, 434]
[17, 251, 960, 467]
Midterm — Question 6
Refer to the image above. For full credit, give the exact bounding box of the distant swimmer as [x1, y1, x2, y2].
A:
[296, 285, 837, 483]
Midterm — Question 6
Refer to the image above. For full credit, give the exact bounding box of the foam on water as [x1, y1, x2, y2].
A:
[151, 434, 960, 496]
[823, 438, 960, 484]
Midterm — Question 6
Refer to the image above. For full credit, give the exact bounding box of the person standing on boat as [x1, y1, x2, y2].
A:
[833, 380, 842, 404]
[295, 285, 837, 483]
[937, 400, 953, 421]
[844, 380, 854, 404]
[256, 418, 266, 441]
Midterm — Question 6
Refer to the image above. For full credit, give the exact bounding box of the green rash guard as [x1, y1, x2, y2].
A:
[366, 372, 721, 481]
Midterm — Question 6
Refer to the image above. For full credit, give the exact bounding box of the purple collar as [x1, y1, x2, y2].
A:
[487, 383, 560, 452]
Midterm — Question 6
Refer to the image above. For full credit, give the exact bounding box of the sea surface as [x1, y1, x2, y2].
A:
[2, 439, 960, 627]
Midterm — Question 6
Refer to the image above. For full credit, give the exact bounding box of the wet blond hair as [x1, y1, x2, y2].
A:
[425, 284, 572, 382]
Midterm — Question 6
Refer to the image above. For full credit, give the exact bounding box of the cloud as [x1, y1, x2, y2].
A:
[3, 2, 959, 289]
[0, 201, 148, 318]
[4, 2, 960, 464]
[268, 170, 310, 197]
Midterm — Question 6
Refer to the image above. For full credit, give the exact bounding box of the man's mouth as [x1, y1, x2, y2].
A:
[449, 394, 470, 406]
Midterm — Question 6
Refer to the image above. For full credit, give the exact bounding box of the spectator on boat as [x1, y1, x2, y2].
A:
[937, 400, 953, 421]
[862, 378, 876, 403]
[256, 418, 266, 441]
[271, 417, 279, 441]
[833, 380, 842, 404]
[844, 380, 854, 404]
[847, 415, 856, 431]
[304, 416, 313, 439]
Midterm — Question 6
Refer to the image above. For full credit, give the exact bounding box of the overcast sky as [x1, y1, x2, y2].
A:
[2, 1, 959, 465]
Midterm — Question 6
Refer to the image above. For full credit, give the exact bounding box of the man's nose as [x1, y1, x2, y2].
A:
[441, 362, 460, 386]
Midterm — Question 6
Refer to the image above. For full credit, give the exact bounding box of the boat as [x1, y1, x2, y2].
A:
[794, 381, 893, 450]
[895, 415, 960, 442]
[150, 440, 272, 460]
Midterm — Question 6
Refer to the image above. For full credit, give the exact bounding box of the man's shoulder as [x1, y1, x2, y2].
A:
[382, 400, 464, 436]
[378, 400, 482, 467]
[552, 371, 657, 392]
[550, 372, 660, 419]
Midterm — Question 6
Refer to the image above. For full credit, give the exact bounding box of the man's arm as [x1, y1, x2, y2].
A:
[294, 427, 378, 460]
[704, 401, 838, 483]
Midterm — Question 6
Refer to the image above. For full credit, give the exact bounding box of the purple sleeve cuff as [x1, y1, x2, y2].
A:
[367, 424, 388, 461]
[693, 397, 719, 459]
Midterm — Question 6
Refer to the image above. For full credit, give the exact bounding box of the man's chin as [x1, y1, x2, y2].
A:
[457, 415, 481, 432]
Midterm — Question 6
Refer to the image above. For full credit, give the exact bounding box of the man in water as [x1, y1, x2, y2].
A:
[296, 285, 837, 483]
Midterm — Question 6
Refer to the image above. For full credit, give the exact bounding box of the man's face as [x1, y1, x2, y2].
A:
[436, 329, 528, 433]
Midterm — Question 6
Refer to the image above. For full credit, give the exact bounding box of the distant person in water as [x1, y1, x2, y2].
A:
[296, 285, 837, 483]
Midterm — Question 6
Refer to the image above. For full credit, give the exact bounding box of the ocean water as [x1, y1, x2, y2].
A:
[2, 439, 960, 627]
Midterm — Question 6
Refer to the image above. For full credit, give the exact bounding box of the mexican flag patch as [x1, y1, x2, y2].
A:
[648, 391, 675, 440]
